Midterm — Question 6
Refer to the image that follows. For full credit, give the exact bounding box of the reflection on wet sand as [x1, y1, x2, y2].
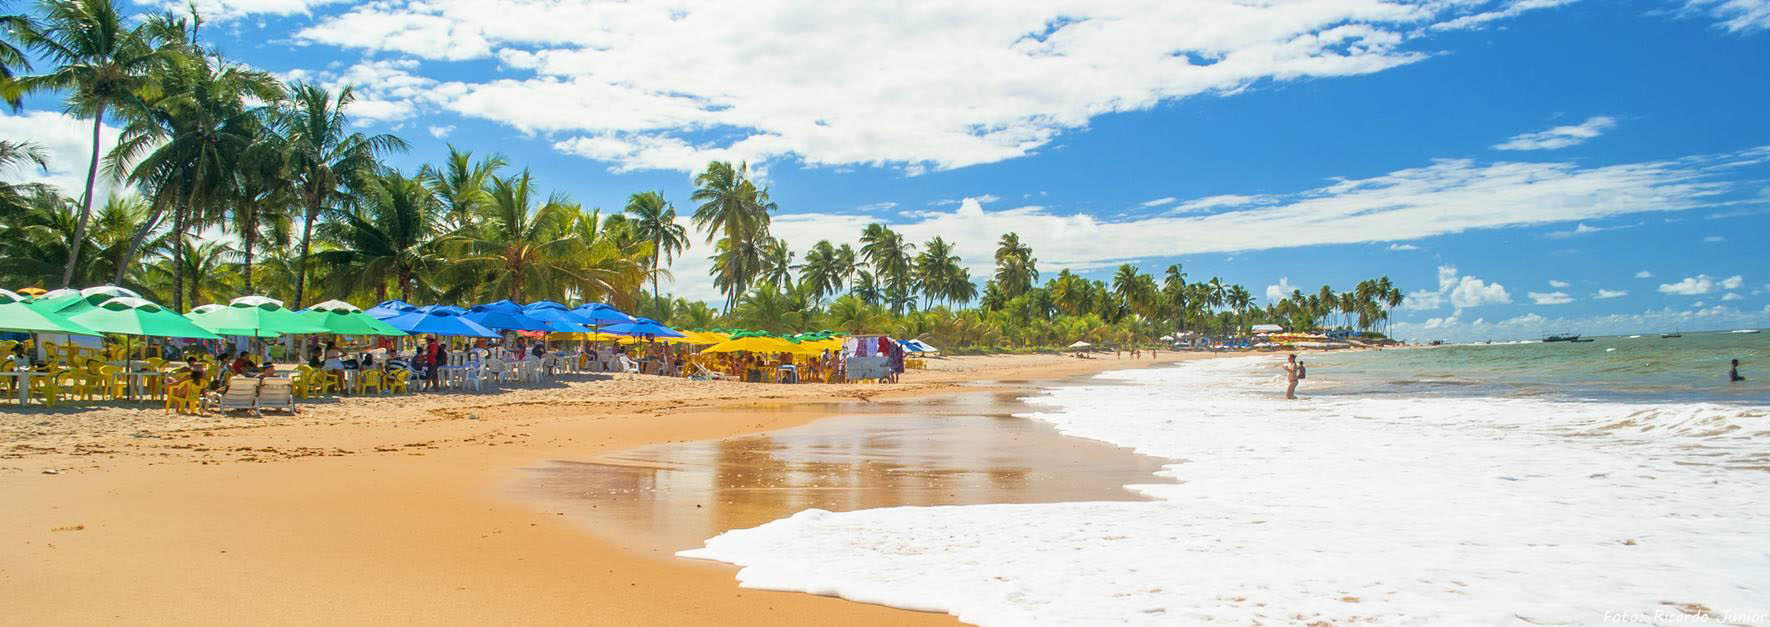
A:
[513, 390, 1175, 556]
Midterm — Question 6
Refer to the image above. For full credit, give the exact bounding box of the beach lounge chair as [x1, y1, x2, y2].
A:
[257, 378, 297, 414]
[216, 377, 260, 415]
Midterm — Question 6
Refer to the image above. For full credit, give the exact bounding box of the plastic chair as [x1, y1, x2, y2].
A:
[164, 380, 203, 415]
[356, 369, 385, 395]
[385, 368, 411, 394]
[29, 368, 74, 407]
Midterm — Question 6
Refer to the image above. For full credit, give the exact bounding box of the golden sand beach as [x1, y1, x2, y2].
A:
[2, 352, 1215, 625]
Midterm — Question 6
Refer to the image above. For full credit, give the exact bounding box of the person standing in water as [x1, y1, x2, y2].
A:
[1283, 353, 1301, 399]
[1731, 359, 1745, 382]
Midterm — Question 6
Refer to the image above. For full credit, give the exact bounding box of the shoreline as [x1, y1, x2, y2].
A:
[1, 351, 1225, 625]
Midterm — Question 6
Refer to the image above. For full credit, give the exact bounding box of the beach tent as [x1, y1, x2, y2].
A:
[380, 309, 500, 338]
[1068, 341, 1092, 349]
[0, 289, 98, 335]
[364, 299, 419, 320]
[301, 300, 407, 337]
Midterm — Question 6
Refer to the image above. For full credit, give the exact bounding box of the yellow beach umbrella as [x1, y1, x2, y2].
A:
[550, 330, 624, 341]
[699, 336, 816, 355]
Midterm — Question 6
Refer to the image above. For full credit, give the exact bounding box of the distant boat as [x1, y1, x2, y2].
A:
[1734, 329, 1762, 334]
[1544, 333, 1581, 342]
[1661, 328, 1682, 339]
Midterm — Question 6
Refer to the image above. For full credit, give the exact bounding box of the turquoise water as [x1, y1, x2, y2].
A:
[1302, 330, 1769, 404]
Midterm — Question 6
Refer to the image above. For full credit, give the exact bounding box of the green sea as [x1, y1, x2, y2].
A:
[1303, 330, 1769, 404]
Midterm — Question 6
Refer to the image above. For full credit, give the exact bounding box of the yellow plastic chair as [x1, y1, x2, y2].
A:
[164, 380, 203, 415]
[295, 365, 337, 397]
[385, 369, 410, 394]
[29, 368, 74, 407]
[356, 369, 385, 395]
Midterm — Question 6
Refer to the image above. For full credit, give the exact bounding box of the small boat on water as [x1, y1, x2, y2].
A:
[1734, 329, 1762, 334]
[1543, 333, 1581, 342]
[1661, 327, 1682, 339]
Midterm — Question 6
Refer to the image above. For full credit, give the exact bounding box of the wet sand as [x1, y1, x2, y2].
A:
[513, 386, 1175, 557]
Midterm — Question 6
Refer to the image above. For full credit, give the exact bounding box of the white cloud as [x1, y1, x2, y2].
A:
[1545, 221, 1637, 239]
[1721, 275, 1744, 290]
[138, 0, 350, 22]
[1167, 194, 1277, 214]
[1451, 275, 1512, 308]
[1431, 0, 1579, 31]
[280, 59, 439, 125]
[1403, 265, 1510, 311]
[1593, 289, 1629, 299]
[1527, 291, 1573, 305]
[1265, 277, 1296, 304]
[1138, 196, 1177, 208]
[1387, 243, 1420, 251]
[1659, 275, 1718, 295]
[656, 144, 1769, 305]
[1722, 292, 1743, 301]
[1549, 279, 1570, 288]
[0, 110, 130, 200]
[1682, 0, 1770, 32]
[427, 125, 456, 138]
[1703, 235, 1725, 243]
[1635, 270, 1655, 279]
[280, 0, 1577, 173]
[1494, 115, 1617, 151]
[1393, 304, 1765, 342]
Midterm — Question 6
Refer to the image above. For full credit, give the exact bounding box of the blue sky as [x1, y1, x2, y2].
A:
[3, 0, 1768, 340]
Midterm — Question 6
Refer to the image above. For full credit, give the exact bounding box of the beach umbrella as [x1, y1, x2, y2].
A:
[15, 287, 46, 297]
[416, 304, 469, 315]
[701, 335, 820, 355]
[600, 317, 685, 338]
[29, 285, 143, 317]
[571, 303, 635, 325]
[364, 299, 419, 319]
[1068, 341, 1092, 349]
[521, 303, 590, 330]
[379, 309, 500, 338]
[188, 296, 331, 337]
[65, 297, 220, 339]
[299, 307, 408, 337]
[464, 306, 578, 333]
[473, 299, 524, 313]
[0, 289, 99, 335]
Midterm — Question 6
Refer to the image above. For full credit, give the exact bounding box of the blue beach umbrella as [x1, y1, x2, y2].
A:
[417, 304, 469, 315]
[572, 303, 635, 325]
[463, 307, 579, 333]
[521, 303, 589, 329]
[380, 309, 501, 338]
[365, 299, 419, 319]
[600, 317, 685, 338]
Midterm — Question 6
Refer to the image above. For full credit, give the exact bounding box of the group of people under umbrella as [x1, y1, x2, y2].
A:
[0, 286, 936, 412]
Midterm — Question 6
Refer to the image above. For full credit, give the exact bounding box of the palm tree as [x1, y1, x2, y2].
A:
[1, 2, 34, 109]
[690, 161, 775, 309]
[623, 190, 688, 303]
[312, 168, 439, 302]
[421, 145, 504, 231]
[450, 169, 583, 303]
[21, 0, 172, 287]
[227, 128, 291, 294]
[860, 223, 915, 313]
[0, 140, 47, 214]
[993, 232, 1037, 298]
[276, 82, 407, 309]
[1228, 285, 1252, 335]
[914, 236, 960, 306]
[108, 40, 281, 309]
[850, 270, 882, 305]
[798, 240, 843, 301]
[824, 294, 888, 334]
[759, 237, 794, 286]
[1162, 264, 1187, 332]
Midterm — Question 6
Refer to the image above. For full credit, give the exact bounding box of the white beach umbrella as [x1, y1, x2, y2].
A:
[1068, 341, 1092, 348]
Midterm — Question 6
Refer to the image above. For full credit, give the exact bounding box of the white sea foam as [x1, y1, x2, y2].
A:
[680, 357, 1770, 625]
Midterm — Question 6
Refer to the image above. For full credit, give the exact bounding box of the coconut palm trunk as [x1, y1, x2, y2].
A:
[60, 101, 107, 288]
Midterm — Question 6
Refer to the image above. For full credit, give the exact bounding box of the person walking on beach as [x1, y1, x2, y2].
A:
[1731, 359, 1745, 382]
[1283, 353, 1301, 399]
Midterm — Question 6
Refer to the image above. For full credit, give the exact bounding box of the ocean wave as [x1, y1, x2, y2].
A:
[680, 357, 1770, 625]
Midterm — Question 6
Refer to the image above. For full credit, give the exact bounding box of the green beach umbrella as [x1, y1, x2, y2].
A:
[300, 300, 407, 337]
[0, 289, 100, 335]
[188, 296, 330, 337]
[65, 297, 220, 340]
